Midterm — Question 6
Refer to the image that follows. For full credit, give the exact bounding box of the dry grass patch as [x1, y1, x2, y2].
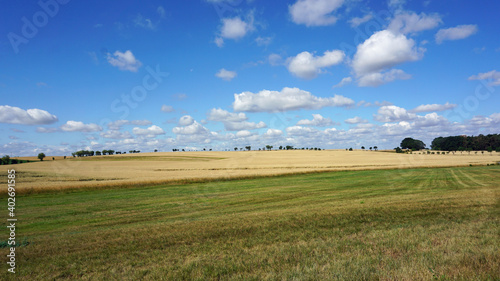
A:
[2, 150, 500, 194]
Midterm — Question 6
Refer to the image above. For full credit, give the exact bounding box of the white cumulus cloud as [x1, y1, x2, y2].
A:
[179, 115, 195, 126]
[215, 68, 237, 81]
[468, 70, 500, 86]
[233, 87, 354, 112]
[297, 114, 334, 127]
[207, 108, 247, 122]
[107, 120, 152, 130]
[172, 121, 210, 135]
[352, 30, 424, 86]
[345, 116, 369, 124]
[435, 24, 478, 44]
[224, 121, 266, 131]
[0, 105, 58, 125]
[132, 125, 165, 136]
[216, 14, 254, 46]
[263, 129, 283, 138]
[289, 0, 344, 27]
[107, 50, 142, 72]
[353, 30, 423, 76]
[388, 12, 442, 34]
[161, 105, 175, 113]
[60, 121, 102, 132]
[374, 105, 417, 123]
[287, 50, 345, 79]
[410, 102, 457, 113]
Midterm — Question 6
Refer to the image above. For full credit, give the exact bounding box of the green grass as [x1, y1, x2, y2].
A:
[1, 166, 499, 280]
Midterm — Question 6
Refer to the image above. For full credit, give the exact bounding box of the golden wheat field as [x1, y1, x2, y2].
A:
[3, 150, 500, 194]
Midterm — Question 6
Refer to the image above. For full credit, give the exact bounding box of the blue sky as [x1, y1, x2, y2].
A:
[1, 0, 499, 156]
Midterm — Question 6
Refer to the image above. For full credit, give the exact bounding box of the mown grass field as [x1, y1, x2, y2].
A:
[1, 165, 499, 280]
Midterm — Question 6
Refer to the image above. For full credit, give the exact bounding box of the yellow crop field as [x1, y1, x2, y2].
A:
[4, 150, 499, 194]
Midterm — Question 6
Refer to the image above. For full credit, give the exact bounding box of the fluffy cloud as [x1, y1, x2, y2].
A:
[100, 130, 133, 139]
[233, 87, 354, 112]
[132, 125, 165, 136]
[287, 50, 345, 79]
[410, 102, 457, 113]
[388, 12, 442, 34]
[289, 0, 344, 27]
[161, 105, 175, 113]
[172, 121, 210, 135]
[358, 69, 411, 87]
[107, 120, 152, 130]
[207, 108, 247, 122]
[263, 129, 283, 138]
[468, 70, 500, 86]
[224, 121, 266, 131]
[333, 77, 352, 88]
[216, 14, 254, 46]
[207, 108, 265, 131]
[60, 121, 102, 132]
[435, 24, 478, 44]
[269, 54, 284, 66]
[0, 105, 58, 125]
[215, 68, 237, 81]
[345, 116, 368, 124]
[179, 115, 195, 126]
[107, 50, 142, 72]
[353, 30, 423, 76]
[286, 126, 318, 137]
[468, 113, 500, 127]
[414, 113, 449, 128]
[235, 130, 254, 138]
[374, 105, 416, 122]
[352, 30, 424, 86]
[297, 114, 334, 127]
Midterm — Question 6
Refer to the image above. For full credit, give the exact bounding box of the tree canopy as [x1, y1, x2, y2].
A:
[431, 134, 500, 151]
[400, 137, 426, 150]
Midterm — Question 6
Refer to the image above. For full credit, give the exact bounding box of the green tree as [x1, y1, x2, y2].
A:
[245, 146, 251, 151]
[2, 155, 10, 165]
[374, 146, 378, 151]
[38, 153, 46, 161]
[400, 137, 425, 150]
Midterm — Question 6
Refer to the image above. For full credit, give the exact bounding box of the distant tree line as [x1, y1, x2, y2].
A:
[72, 149, 133, 157]
[1, 155, 42, 165]
[1, 155, 29, 165]
[431, 134, 500, 152]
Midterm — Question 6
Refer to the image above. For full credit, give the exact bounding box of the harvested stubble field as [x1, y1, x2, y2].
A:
[0, 165, 499, 280]
[3, 150, 500, 194]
